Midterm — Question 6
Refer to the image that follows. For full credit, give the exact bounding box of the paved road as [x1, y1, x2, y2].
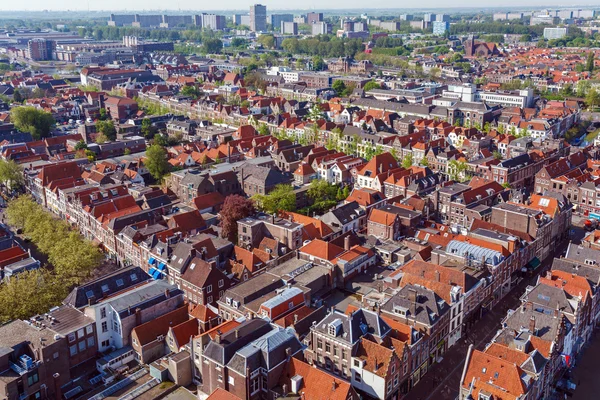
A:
[571, 331, 600, 399]
[402, 237, 571, 400]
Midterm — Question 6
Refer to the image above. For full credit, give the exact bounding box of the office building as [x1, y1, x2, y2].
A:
[423, 13, 436, 22]
[400, 14, 414, 21]
[436, 14, 450, 22]
[312, 21, 330, 35]
[250, 4, 267, 32]
[200, 13, 226, 30]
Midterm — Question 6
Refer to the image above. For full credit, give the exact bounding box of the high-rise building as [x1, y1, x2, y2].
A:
[436, 14, 450, 22]
[198, 14, 226, 30]
[281, 21, 298, 35]
[312, 21, 330, 35]
[423, 13, 436, 22]
[433, 21, 449, 35]
[27, 38, 55, 61]
[250, 4, 267, 32]
[306, 12, 324, 24]
[271, 14, 293, 29]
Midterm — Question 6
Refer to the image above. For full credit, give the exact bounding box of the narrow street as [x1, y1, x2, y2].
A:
[402, 236, 573, 400]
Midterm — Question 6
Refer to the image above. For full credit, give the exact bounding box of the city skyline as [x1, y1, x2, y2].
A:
[1, 1, 599, 12]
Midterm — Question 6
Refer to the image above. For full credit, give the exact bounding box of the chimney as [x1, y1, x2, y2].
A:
[164, 289, 170, 299]
[282, 384, 288, 395]
[529, 316, 536, 334]
[408, 288, 417, 315]
[332, 381, 337, 391]
[344, 235, 350, 251]
[285, 347, 292, 360]
[88, 295, 96, 306]
[53, 373, 62, 400]
[235, 329, 240, 339]
[294, 314, 299, 324]
[135, 308, 142, 326]
[435, 270, 440, 282]
[215, 333, 221, 344]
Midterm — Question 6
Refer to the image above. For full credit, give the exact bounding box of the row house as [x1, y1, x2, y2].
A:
[438, 181, 506, 227]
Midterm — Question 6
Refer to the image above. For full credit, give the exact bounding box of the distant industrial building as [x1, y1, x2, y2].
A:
[543, 27, 569, 40]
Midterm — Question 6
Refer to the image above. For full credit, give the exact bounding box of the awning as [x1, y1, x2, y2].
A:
[157, 262, 166, 271]
[148, 267, 157, 277]
[153, 270, 163, 280]
[528, 257, 541, 270]
[148, 257, 156, 265]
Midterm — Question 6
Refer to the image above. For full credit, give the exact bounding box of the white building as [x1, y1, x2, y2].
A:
[543, 27, 569, 40]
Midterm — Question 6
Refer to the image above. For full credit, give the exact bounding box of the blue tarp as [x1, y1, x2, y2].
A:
[148, 267, 158, 278]
[148, 257, 156, 265]
[157, 262, 166, 271]
[153, 270, 162, 279]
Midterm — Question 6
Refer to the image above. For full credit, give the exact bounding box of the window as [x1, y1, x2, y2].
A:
[27, 372, 39, 386]
[116, 279, 124, 287]
[206, 285, 212, 293]
[325, 343, 331, 353]
[354, 372, 361, 383]
[317, 339, 323, 349]
[101, 340, 110, 348]
[69, 345, 78, 356]
[77, 328, 85, 338]
[353, 359, 360, 368]
[86, 325, 93, 335]
[100, 307, 107, 319]
[130, 273, 138, 281]
[101, 321, 108, 333]
[53, 352, 59, 359]
[218, 279, 224, 288]
[68, 333, 76, 342]
[289, 302, 294, 309]
[207, 296, 213, 304]
[87, 337, 95, 348]
[78, 341, 86, 352]
[101, 284, 109, 293]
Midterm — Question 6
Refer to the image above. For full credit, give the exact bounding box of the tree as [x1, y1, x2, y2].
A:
[254, 184, 296, 214]
[312, 55, 325, 71]
[401, 153, 413, 169]
[257, 34, 275, 49]
[202, 38, 223, 54]
[308, 103, 324, 122]
[74, 140, 87, 150]
[219, 195, 255, 243]
[244, 71, 267, 93]
[586, 51, 595, 73]
[95, 133, 109, 144]
[11, 106, 55, 139]
[96, 120, 117, 141]
[448, 159, 468, 182]
[141, 118, 157, 139]
[145, 144, 170, 181]
[99, 108, 108, 120]
[363, 80, 381, 92]
[420, 157, 429, 167]
[13, 88, 23, 103]
[493, 151, 503, 160]
[332, 80, 347, 96]
[180, 85, 202, 99]
[258, 124, 270, 136]
[0, 160, 24, 191]
[586, 88, 600, 111]
[48, 232, 103, 286]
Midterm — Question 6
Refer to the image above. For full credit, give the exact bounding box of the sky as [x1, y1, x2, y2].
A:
[0, 1, 599, 12]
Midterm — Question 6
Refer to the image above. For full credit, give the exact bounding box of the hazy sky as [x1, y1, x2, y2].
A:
[0, 0, 598, 11]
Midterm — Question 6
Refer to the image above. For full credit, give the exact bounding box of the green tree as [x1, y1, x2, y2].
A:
[363, 80, 381, 92]
[257, 34, 275, 49]
[254, 184, 296, 214]
[312, 55, 325, 71]
[180, 85, 202, 99]
[145, 144, 170, 181]
[401, 153, 413, 169]
[99, 108, 108, 120]
[586, 88, 600, 111]
[420, 157, 429, 167]
[202, 38, 223, 54]
[96, 120, 117, 141]
[586, 51, 595, 73]
[493, 151, 503, 160]
[11, 106, 55, 139]
[332, 80, 346, 96]
[95, 133, 109, 144]
[0, 159, 24, 190]
[141, 118, 157, 139]
[448, 159, 468, 182]
[258, 124, 270, 136]
[74, 140, 87, 150]
[308, 103, 324, 121]
[48, 232, 103, 285]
